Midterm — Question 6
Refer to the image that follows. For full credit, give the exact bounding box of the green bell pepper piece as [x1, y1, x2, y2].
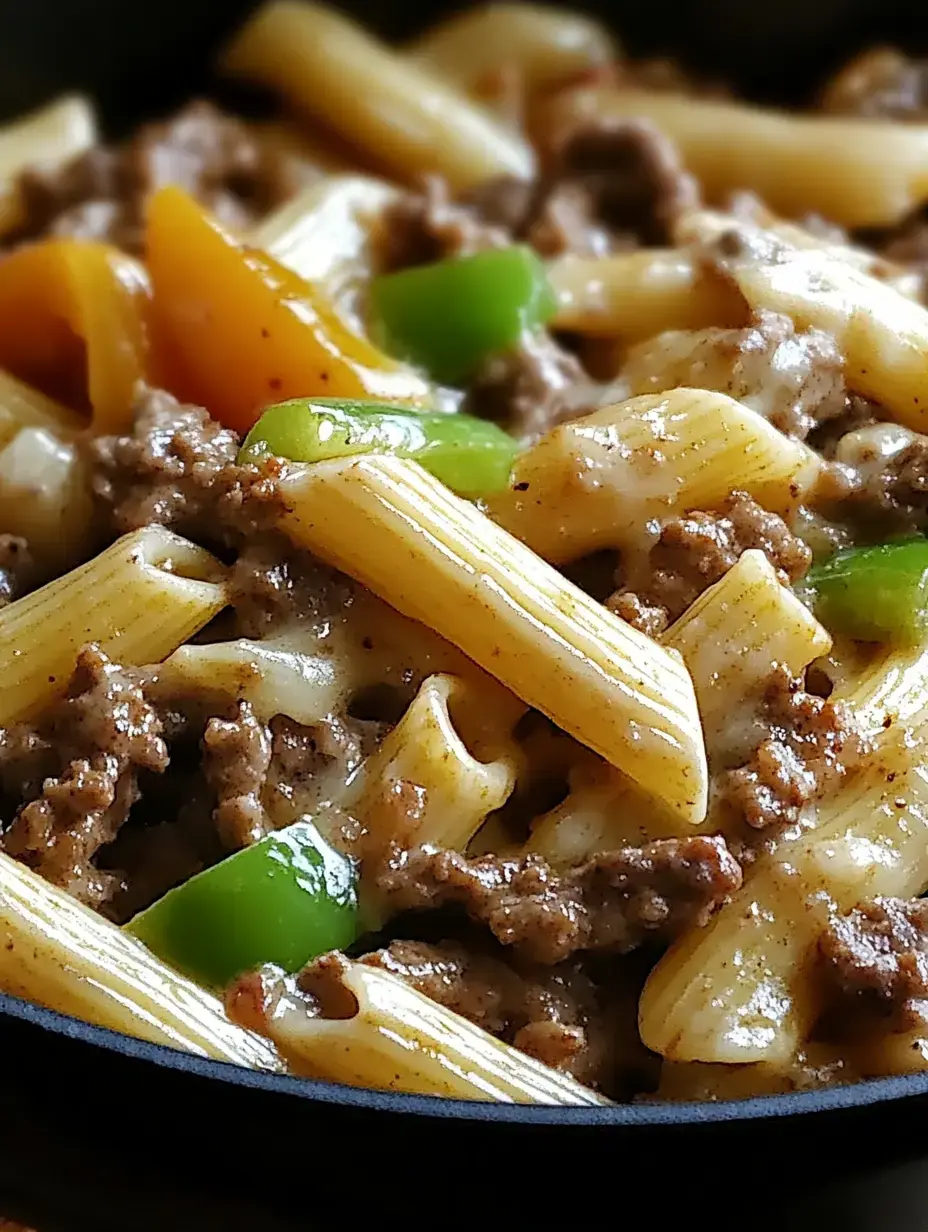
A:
[239, 397, 519, 496]
[369, 245, 557, 383]
[125, 819, 359, 988]
[803, 538, 928, 645]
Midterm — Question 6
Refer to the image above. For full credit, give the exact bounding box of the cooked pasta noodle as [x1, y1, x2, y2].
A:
[536, 86, 928, 227]
[0, 526, 229, 724]
[0, 851, 283, 1068]
[221, 1, 535, 191]
[277, 454, 709, 824]
[246, 958, 610, 1104]
[490, 389, 819, 563]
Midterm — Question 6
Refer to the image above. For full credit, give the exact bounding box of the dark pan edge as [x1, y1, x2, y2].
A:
[5, 988, 928, 1126]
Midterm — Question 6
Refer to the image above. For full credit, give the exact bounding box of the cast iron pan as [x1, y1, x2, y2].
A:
[0, 2, 926, 1227]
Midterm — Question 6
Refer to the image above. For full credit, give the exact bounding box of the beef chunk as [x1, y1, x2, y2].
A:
[526, 117, 698, 257]
[360, 939, 616, 1087]
[375, 835, 741, 965]
[820, 897, 928, 1030]
[203, 701, 272, 849]
[466, 331, 594, 443]
[608, 492, 811, 635]
[0, 647, 168, 905]
[13, 100, 305, 253]
[718, 665, 864, 841]
[0, 535, 32, 607]
[90, 386, 285, 544]
[374, 174, 513, 271]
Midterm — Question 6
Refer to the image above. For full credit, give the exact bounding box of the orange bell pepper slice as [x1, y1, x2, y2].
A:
[0, 240, 151, 432]
[146, 186, 430, 434]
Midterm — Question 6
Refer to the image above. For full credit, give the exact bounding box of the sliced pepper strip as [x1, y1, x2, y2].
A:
[240, 398, 519, 496]
[370, 245, 557, 384]
[803, 537, 928, 645]
[0, 239, 151, 431]
[126, 819, 360, 989]
[147, 186, 430, 434]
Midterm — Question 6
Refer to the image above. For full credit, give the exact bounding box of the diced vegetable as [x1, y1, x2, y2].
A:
[0, 239, 151, 431]
[240, 398, 519, 496]
[126, 819, 359, 989]
[370, 246, 557, 383]
[146, 186, 430, 434]
[803, 538, 928, 644]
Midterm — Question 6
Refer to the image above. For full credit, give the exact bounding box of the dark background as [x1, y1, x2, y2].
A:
[1, 1, 928, 1227]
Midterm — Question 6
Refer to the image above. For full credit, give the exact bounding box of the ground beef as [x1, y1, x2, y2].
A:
[820, 48, 928, 119]
[375, 835, 741, 965]
[228, 539, 354, 638]
[819, 897, 928, 1031]
[12, 100, 306, 253]
[90, 386, 285, 545]
[608, 492, 811, 636]
[360, 938, 616, 1087]
[373, 174, 513, 271]
[466, 331, 595, 443]
[812, 421, 928, 538]
[718, 665, 864, 843]
[0, 647, 168, 905]
[525, 117, 699, 258]
[618, 312, 849, 442]
[202, 701, 271, 849]
[0, 535, 32, 607]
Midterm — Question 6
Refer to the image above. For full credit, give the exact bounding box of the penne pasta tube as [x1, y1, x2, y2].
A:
[664, 550, 832, 751]
[547, 250, 746, 339]
[489, 389, 820, 564]
[0, 95, 97, 238]
[277, 454, 708, 824]
[639, 726, 928, 1065]
[713, 225, 928, 434]
[221, 1, 535, 192]
[409, 4, 617, 96]
[537, 87, 928, 227]
[348, 674, 517, 851]
[0, 526, 229, 724]
[247, 957, 609, 1103]
[0, 851, 283, 1069]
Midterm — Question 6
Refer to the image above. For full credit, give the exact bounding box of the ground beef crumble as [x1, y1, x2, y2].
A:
[10, 100, 308, 253]
[608, 491, 811, 636]
[718, 665, 865, 845]
[375, 836, 741, 965]
[203, 701, 272, 849]
[90, 385, 286, 545]
[819, 897, 928, 1031]
[0, 646, 167, 905]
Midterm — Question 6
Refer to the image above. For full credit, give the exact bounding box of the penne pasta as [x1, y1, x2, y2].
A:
[348, 673, 517, 851]
[536, 87, 928, 227]
[639, 725, 928, 1065]
[0, 851, 283, 1069]
[0, 95, 97, 238]
[0, 526, 229, 724]
[277, 454, 708, 825]
[221, 1, 535, 191]
[547, 250, 746, 339]
[489, 389, 820, 564]
[712, 224, 928, 433]
[409, 4, 617, 96]
[247, 957, 610, 1103]
[664, 550, 832, 753]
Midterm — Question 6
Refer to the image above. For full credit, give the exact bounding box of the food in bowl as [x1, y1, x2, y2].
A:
[0, 0, 927, 1106]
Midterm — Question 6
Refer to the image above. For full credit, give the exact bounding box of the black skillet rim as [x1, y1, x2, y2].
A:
[6, 987, 928, 1125]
